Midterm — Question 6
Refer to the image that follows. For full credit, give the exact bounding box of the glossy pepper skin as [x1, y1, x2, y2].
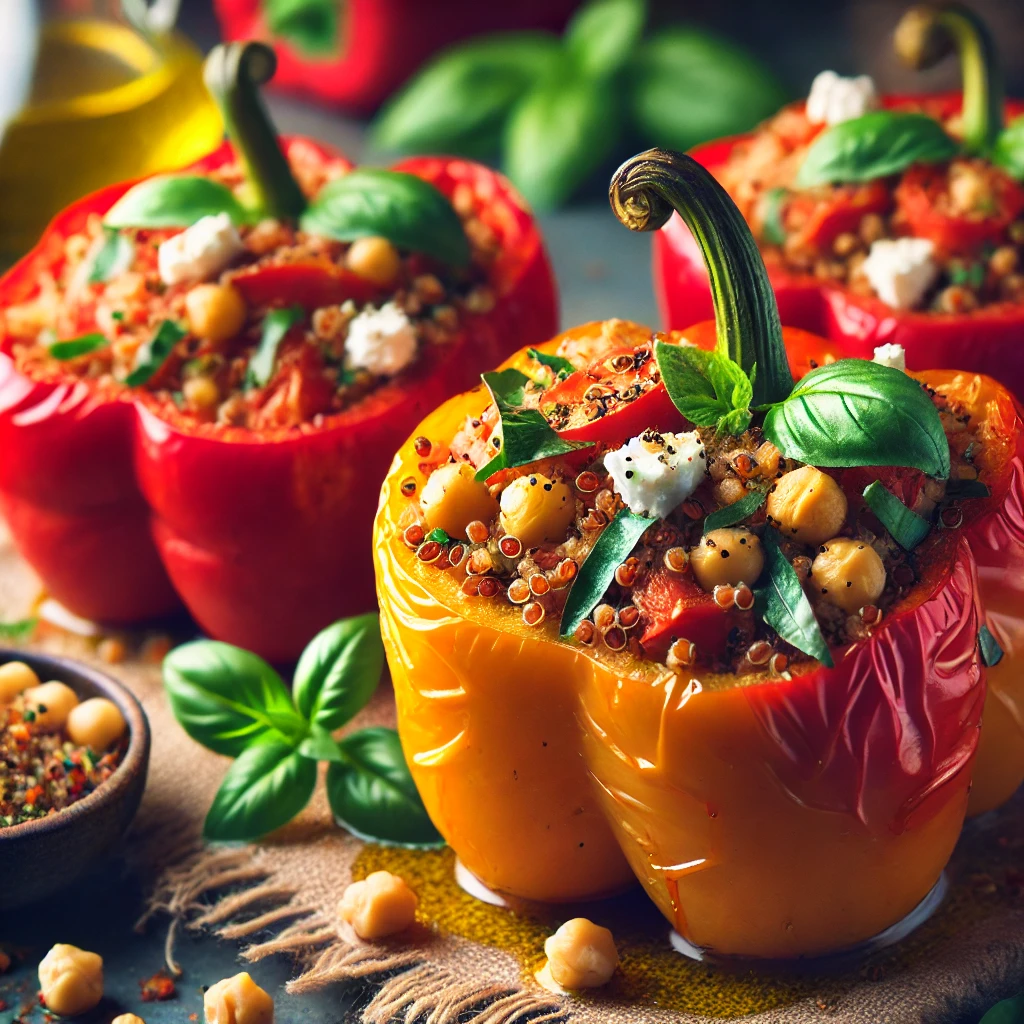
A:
[655, 95, 1024, 400]
[375, 324, 1018, 956]
[0, 140, 558, 661]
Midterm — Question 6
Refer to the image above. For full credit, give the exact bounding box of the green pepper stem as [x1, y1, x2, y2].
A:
[894, 3, 1003, 154]
[203, 43, 307, 221]
[609, 148, 793, 407]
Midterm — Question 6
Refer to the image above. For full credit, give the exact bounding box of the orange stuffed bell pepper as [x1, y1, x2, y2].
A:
[375, 149, 1024, 958]
[0, 43, 556, 661]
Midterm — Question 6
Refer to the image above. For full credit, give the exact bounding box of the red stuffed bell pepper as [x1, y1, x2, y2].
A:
[0, 42, 557, 662]
[655, 3, 1024, 398]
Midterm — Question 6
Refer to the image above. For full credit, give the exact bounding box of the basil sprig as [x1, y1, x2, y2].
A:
[993, 115, 1024, 181]
[300, 169, 470, 267]
[655, 341, 753, 435]
[0, 618, 37, 640]
[105, 176, 252, 230]
[49, 334, 110, 361]
[978, 623, 1004, 668]
[125, 320, 187, 387]
[474, 368, 593, 482]
[164, 615, 441, 846]
[264, 0, 338, 57]
[796, 111, 958, 188]
[528, 348, 576, 379]
[863, 480, 931, 551]
[247, 305, 303, 390]
[703, 488, 768, 534]
[87, 229, 135, 284]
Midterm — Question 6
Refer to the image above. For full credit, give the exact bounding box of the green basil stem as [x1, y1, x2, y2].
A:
[894, 3, 1002, 154]
[203, 42, 307, 220]
[609, 148, 793, 407]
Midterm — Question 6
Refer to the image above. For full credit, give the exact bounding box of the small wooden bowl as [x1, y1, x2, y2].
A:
[0, 649, 150, 909]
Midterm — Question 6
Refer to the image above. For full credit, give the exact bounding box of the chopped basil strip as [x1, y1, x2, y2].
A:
[979, 624, 1004, 667]
[87, 229, 135, 284]
[247, 305, 303, 389]
[703, 488, 768, 534]
[528, 348, 575, 378]
[0, 618, 37, 640]
[862, 480, 931, 551]
[105, 175, 252, 229]
[560, 508, 657, 637]
[758, 527, 833, 667]
[946, 478, 991, 499]
[761, 187, 788, 246]
[426, 527, 450, 544]
[125, 320, 187, 387]
[49, 334, 110, 361]
[655, 341, 753, 435]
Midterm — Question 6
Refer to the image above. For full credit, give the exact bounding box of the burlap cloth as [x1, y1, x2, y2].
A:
[1, 519, 1022, 1024]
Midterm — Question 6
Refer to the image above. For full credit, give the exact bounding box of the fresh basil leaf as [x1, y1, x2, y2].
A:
[862, 480, 931, 550]
[105, 176, 251, 229]
[265, 0, 337, 56]
[301, 169, 470, 267]
[163, 640, 307, 757]
[87, 229, 135, 284]
[796, 111, 958, 188]
[49, 334, 110, 361]
[566, 0, 645, 79]
[993, 116, 1024, 181]
[426, 528, 450, 544]
[528, 348, 575, 378]
[204, 739, 317, 841]
[763, 359, 950, 478]
[504, 75, 622, 211]
[978, 623, 1004, 668]
[327, 727, 443, 847]
[297, 723, 346, 763]
[292, 614, 384, 733]
[979, 991, 1024, 1024]
[761, 187, 788, 246]
[560, 508, 656, 637]
[0, 618, 37, 640]
[717, 407, 753, 435]
[759, 527, 833, 667]
[125, 320, 186, 388]
[247, 305, 302, 389]
[482, 367, 531, 407]
[628, 28, 787, 153]
[703, 489, 768, 534]
[655, 341, 752, 434]
[950, 260, 985, 289]
[945, 478, 990, 499]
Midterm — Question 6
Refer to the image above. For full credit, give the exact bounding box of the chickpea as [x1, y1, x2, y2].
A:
[23, 682, 79, 732]
[420, 463, 499, 539]
[112, 1015, 146, 1024]
[338, 871, 417, 941]
[183, 375, 221, 413]
[499, 473, 575, 548]
[544, 918, 618, 990]
[767, 466, 848, 545]
[66, 698, 126, 752]
[345, 236, 401, 288]
[0, 661, 40, 703]
[811, 538, 886, 613]
[203, 972, 273, 1024]
[38, 943, 103, 1017]
[690, 528, 764, 591]
[185, 283, 247, 345]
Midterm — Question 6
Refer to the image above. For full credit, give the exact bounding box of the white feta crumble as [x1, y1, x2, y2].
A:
[605, 430, 706, 519]
[344, 301, 418, 376]
[861, 238, 938, 310]
[806, 70, 878, 126]
[157, 213, 244, 286]
[873, 343, 906, 371]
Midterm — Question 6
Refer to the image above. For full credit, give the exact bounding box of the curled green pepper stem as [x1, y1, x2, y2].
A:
[203, 42, 307, 221]
[894, 3, 1003, 154]
[608, 148, 793, 407]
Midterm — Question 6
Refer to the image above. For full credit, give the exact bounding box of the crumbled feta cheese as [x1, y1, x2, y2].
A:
[605, 430, 706, 519]
[873, 343, 906, 371]
[861, 238, 938, 310]
[345, 301, 418, 376]
[158, 213, 244, 286]
[806, 70, 878, 126]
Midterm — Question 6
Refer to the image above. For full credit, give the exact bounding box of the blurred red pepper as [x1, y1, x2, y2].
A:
[213, 0, 578, 115]
[0, 140, 558, 661]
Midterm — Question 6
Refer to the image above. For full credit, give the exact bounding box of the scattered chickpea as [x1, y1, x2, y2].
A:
[112, 1015, 146, 1024]
[185, 283, 247, 345]
[338, 871, 418, 940]
[543, 918, 618, 990]
[38, 943, 103, 1017]
[690, 528, 764, 591]
[66, 698, 126, 752]
[23, 681, 79, 732]
[832, 232, 859, 257]
[0, 661, 40, 703]
[934, 285, 978, 314]
[766, 466, 848, 546]
[345, 236, 401, 288]
[420, 463, 499, 540]
[499, 473, 575, 548]
[989, 245, 1018, 278]
[183, 375, 221, 413]
[948, 163, 992, 215]
[203, 972, 274, 1024]
[812, 538, 886, 614]
[859, 213, 885, 245]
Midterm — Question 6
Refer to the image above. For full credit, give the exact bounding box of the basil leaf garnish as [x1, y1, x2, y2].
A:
[978, 623, 1004, 668]
[49, 334, 110, 361]
[292, 614, 383, 733]
[300, 169, 470, 267]
[863, 480, 931, 550]
[247, 305, 303, 389]
[528, 348, 575, 378]
[703, 488, 768, 534]
[761, 186, 788, 245]
[758, 527, 833, 667]
[264, 0, 338, 56]
[87, 229, 135, 284]
[655, 341, 753, 434]
[762, 359, 950, 478]
[125, 320, 187, 387]
[327, 727, 443, 847]
[474, 368, 593, 481]
[426, 528, 450, 544]
[565, 0, 645, 79]
[105, 176, 252, 229]
[0, 618, 37, 640]
[796, 111, 959, 188]
[946, 478, 991, 499]
[560, 508, 656, 637]
[297, 724, 346, 763]
[204, 739, 318, 841]
[993, 115, 1024, 181]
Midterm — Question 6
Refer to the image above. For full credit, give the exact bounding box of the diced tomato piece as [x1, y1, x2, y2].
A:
[230, 261, 384, 309]
[785, 181, 891, 252]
